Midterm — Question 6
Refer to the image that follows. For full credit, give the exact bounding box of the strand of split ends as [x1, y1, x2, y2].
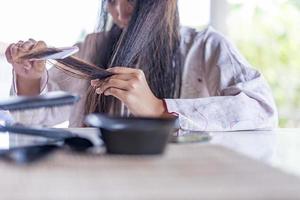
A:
[48, 56, 114, 80]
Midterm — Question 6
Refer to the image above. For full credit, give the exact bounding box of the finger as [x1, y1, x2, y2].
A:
[11, 44, 20, 58]
[91, 79, 106, 88]
[27, 41, 47, 61]
[5, 44, 14, 63]
[91, 79, 100, 87]
[91, 79, 108, 88]
[33, 40, 47, 50]
[20, 40, 36, 51]
[109, 73, 134, 81]
[104, 88, 128, 103]
[107, 67, 143, 75]
[96, 79, 130, 94]
[28, 38, 37, 43]
[16, 40, 24, 47]
[11, 44, 31, 63]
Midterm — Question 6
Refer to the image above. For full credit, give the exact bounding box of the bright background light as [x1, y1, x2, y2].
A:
[0, 0, 99, 46]
[178, 0, 210, 28]
[0, 0, 209, 46]
[0, 0, 210, 99]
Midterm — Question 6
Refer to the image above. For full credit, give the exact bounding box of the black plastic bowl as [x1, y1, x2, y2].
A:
[85, 114, 178, 155]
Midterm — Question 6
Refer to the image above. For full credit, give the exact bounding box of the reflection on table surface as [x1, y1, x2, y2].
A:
[1, 128, 300, 177]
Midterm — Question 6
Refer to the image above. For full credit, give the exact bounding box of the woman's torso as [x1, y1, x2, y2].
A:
[51, 27, 230, 126]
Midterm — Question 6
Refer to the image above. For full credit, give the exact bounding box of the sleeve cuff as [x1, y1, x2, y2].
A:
[164, 99, 208, 134]
[162, 99, 179, 116]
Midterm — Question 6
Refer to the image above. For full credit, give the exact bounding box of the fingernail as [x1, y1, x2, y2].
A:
[96, 88, 102, 94]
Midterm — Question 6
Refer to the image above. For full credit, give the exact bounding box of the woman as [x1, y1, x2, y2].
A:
[5, 0, 278, 132]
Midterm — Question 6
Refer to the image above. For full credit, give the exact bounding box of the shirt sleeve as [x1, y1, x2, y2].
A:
[165, 28, 278, 133]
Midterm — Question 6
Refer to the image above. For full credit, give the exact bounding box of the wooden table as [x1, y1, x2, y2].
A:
[0, 128, 300, 199]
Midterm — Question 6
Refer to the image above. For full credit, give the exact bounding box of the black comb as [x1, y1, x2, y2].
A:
[0, 91, 80, 111]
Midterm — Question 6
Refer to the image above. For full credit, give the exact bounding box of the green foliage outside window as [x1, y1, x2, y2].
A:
[228, 0, 300, 127]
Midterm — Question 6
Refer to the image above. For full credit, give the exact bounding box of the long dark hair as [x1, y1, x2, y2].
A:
[85, 0, 182, 115]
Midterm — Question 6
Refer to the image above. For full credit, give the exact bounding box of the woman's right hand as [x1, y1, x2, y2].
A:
[5, 39, 47, 80]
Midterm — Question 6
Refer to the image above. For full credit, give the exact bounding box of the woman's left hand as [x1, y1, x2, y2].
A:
[91, 67, 166, 117]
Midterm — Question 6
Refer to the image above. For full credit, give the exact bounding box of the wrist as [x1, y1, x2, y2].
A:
[17, 74, 42, 81]
[153, 99, 175, 118]
[155, 99, 167, 117]
[16, 75, 42, 96]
